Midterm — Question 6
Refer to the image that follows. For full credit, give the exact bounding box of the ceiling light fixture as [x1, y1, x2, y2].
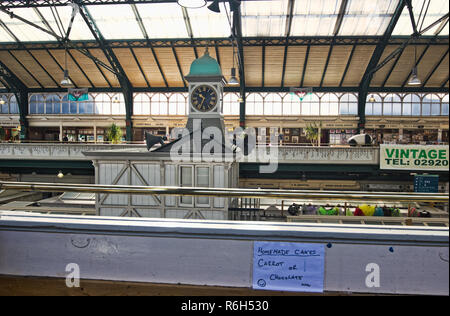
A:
[177, 0, 207, 8]
[408, 44, 421, 86]
[207, 0, 220, 12]
[0, 98, 5, 105]
[60, 47, 73, 87]
[57, 170, 64, 178]
[369, 95, 375, 103]
[228, 38, 239, 86]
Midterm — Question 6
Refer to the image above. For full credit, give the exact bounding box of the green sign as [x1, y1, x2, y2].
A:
[380, 145, 449, 171]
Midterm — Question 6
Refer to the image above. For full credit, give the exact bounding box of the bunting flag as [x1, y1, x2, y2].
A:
[68, 88, 89, 101]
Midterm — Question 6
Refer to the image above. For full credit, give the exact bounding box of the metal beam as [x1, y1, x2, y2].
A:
[320, 44, 333, 87]
[281, 0, 295, 88]
[78, 4, 134, 141]
[171, 45, 186, 88]
[339, 44, 355, 87]
[261, 40, 265, 88]
[67, 49, 95, 87]
[0, 17, 60, 87]
[0, 59, 28, 139]
[88, 49, 112, 87]
[300, 45, 310, 87]
[381, 47, 404, 87]
[0, 36, 448, 52]
[232, 1, 246, 128]
[358, 0, 406, 130]
[406, 0, 418, 35]
[130, 48, 151, 88]
[333, 0, 349, 36]
[422, 49, 449, 87]
[7, 51, 44, 89]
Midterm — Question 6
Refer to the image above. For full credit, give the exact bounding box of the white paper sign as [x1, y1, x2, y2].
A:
[253, 242, 325, 293]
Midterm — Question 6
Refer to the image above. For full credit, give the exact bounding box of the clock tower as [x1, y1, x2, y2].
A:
[184, 48, 227, 135]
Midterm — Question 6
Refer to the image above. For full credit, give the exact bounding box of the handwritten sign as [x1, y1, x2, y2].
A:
[253, 242, 325, 293]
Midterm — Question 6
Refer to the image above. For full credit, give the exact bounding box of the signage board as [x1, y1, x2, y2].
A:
[380, 145, 449, 171]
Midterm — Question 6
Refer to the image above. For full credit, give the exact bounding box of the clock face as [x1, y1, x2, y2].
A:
[191, 85, 218, 112]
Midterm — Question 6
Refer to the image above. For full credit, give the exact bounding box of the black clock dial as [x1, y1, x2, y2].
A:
[191, 85, 218, 112]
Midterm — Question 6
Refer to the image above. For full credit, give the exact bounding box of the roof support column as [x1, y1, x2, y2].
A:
[77, 3, 134, 142]
[0, 59, 29, 140]
[232, 2, 246, 128]
[357, 0, 406, 132]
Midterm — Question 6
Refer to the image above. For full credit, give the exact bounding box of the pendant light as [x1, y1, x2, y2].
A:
[177, 0, 206, 8]
[408, 44, 421, 86]
[60, 47, 73, 87]
[228, 39, 239, 85]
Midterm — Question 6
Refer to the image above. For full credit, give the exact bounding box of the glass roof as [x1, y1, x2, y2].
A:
[241, 0, 289, 37]
[87, 4, 143, 40]
[291, 0, 342, 36]
[393, 0, 449, 36]
[338, 0, 400, 36]
[136, 3, 188, 39]
[0, 0, 448, 43]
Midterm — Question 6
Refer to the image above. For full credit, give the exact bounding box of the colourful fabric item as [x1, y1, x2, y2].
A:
[345, 209, 353, 216]
[353, 207, 364, 216]
[383, 206, 392, 217]
[303, 205, 317, 215]
[374, 207, 384, 217]
[318, 206, 339, 216]
[391, 208, 400, 217]
[360, 204, 375, 216]
[408, 207, 418, 217]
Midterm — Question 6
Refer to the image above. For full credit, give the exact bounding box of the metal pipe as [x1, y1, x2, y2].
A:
[0, 181, 447, 203]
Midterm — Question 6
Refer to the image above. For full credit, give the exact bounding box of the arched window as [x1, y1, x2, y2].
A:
[94, 93, 111, 115]
[10, 95, 19, 114]
[321, 93, 339, 116]
[29, 94, 45, 114]
[223, 92, 239, 115]
[340, 93, 357, 115]
[264, 93, 282, 116]
[366, 94, 382, 116]
[383, 93, 401, 116]
[111, 93, 126, 115]
[301, 93, 319, 116]
[46, 94, 61, 114]
[442, 95, 449, 116]
[169, 93, 187, 115]
[150, 93, 168, 115]
[62, 94, 77, 114]
[246, 93, 263, 115]
[421, 94, 440, 116]
[402, 93, 419, 116]
[282, 93, 298, 116]
[78, 94, 94, 114]
[134, 93, 151, 115]
[0, 95, 8, 113]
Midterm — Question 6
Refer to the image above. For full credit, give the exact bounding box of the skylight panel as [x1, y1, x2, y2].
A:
[136, 3, 188, 38]
[290, 0, 341, 36]
[393, 0, 449, 36]
[0, 8, 57, 42]
[37, 6, 94, 41]
[87, 4, 143, 40]
[187, 3, 232, 38]
[338, 0, 400, 36]
[241, 0, 289, 37]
